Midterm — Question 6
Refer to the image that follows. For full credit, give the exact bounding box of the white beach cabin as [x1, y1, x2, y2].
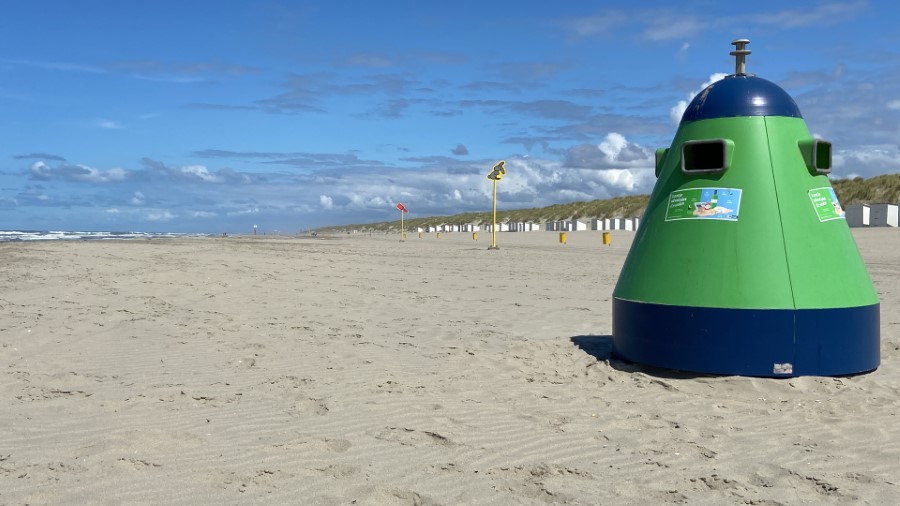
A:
[870, 204, 899, 227]
[845, 204, 870, 227]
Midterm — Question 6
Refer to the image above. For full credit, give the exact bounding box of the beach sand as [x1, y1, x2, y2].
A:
[1, 229, 898, 505]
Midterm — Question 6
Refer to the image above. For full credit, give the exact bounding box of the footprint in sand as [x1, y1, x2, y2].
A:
[293, 397, 330, 416]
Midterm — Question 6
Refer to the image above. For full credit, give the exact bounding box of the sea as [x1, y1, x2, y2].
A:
[0, 230, 214, 242]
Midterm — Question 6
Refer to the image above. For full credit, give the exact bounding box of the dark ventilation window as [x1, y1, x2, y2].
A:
[655, 148, 669, 178]
[681, 139, 731, 174]
[799, 139, 832, 174]
[814, 141, 831, 173]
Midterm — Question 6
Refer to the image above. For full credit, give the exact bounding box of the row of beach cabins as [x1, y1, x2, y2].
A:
[416, 217, 641, 234]
[405, 203, 899, 235]
[394, 203, 898, 235]
[845, 204, 899, 227]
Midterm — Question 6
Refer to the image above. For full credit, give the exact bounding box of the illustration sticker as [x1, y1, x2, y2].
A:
[665, 188, 742, 222]
[808, 187, 845, 222]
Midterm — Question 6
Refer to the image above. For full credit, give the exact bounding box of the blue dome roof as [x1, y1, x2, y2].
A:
[681, 75, 802, 123]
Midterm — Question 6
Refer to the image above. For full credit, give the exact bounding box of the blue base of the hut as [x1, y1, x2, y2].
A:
[612, 298, 880, 377]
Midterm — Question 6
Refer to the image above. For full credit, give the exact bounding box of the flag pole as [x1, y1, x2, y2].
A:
[489, 178, 498, 250]
[400, 207, 405, 242]
[486, 160, 504, 251]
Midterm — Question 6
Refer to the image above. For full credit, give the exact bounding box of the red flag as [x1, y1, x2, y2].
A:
[396, 202, 409, 213]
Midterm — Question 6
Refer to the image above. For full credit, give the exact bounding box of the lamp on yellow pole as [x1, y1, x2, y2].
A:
[486, 160, 506, 250]
[396, 202, 409, 241]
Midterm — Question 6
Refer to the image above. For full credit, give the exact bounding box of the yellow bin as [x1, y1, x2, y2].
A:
[559, 232, 567, 244]
[437, 232, 442, 239]
[473, 232, 478, 241]
[602, 231, 611, 246]
[418, 232, 422, 239]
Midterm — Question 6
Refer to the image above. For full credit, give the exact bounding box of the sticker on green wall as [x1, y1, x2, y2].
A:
[665, 188, 742, 221]
[808, 187, 845, 222]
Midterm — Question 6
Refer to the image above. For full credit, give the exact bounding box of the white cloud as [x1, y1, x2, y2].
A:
[18, 144, 660, 231]
[28, 161, 127, 183]
[98, 120, 124, 129]
[833, 145, 900, 178]
[8, 147, 662, 231]
[498, 156, 654, 203]
[670, 73, 728, 124]
[180, 165, 222, 182]
[73, 165, 125, 182]
[106, 208, 120, 214]
[146, 210, 175, 221]
[288, 145, 657, 222]
[565, 132, 653, 170]
[599, 132, 628, 160]
[106, 167, 127, 180]
[30, 161, 52, 180]
[887, 99, 900, 110]
[595, 168, 646, 190]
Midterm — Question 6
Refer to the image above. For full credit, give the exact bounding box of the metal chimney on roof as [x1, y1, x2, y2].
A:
[730, 39, 751, 75]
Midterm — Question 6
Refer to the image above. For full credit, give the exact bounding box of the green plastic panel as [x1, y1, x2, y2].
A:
[765, 117, 878, 308]
[614, 116, 877, 310]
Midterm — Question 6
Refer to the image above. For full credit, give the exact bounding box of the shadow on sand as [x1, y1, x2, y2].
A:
[569, 335, 717, 380]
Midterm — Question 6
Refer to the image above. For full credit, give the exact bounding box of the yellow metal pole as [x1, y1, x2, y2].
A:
[489, 178, 498, 249]
[485, 160, 505, 250]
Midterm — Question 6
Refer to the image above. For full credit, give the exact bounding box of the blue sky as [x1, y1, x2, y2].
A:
[2, 0, 899, 233]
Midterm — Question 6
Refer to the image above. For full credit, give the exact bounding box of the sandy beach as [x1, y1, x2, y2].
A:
[2, 229, 898, 505]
